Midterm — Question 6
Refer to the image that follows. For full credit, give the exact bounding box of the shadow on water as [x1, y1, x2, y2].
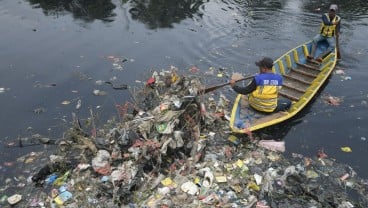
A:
[26, 0, 117, 22]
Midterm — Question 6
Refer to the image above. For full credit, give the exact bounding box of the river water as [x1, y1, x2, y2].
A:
[1, 0, 367, 189]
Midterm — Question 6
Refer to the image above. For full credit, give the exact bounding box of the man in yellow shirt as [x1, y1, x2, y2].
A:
[308, 4, 341, 62]
[230, 57, 291, 113]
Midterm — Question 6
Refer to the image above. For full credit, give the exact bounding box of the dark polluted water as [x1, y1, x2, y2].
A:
[0, 0, 368, 200]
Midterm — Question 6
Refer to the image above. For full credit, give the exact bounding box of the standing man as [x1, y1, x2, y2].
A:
[308, 4, 341, 62]
[230, 57, 291, 113]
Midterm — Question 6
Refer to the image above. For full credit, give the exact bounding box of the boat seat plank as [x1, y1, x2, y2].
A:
[291, 68, 318, 78]
[296, 62, 321, 71]
[283, 78, 309, 90]
[294, 66, 320, 76]
[282, 83, 306, 93]
[306, 58, 322, 65]
[279, 87, 302, 101]
[283, 73, 313, 85]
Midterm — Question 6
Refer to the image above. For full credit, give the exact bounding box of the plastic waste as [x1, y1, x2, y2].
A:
[258, 140, 285, 152]
[101, 176, 110, 182]
[181, 181, 199, 195]
[254, 173, 263, 185]
[7, 194, 22, 205]
[225, 191, 237, 203]
[54, 191, 73, 205]
[215, 175, 227, 183]
[157, 187, 170, 195]
[91, 150, 111, 175]
[45, 173, 58, 185]
[341, 146, 352, 152]
[53, 171, 70, 186]
[202, 170, 214, 188]
[228, 135, 241, 145]
[161, 177, 175, 187]
[0, 195, 8, 204]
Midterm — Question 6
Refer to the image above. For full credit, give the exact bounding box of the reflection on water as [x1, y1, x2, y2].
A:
[128, 0, 205, 29]
[23, 0, 368, 28]
[27, 0, 117, 22]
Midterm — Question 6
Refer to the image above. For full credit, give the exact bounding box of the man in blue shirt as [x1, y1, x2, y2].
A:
[230, 57, 291, 113]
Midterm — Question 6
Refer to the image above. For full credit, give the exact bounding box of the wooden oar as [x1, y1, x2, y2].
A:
[336, 34, 341, 59]
[201, 74, 254, 94]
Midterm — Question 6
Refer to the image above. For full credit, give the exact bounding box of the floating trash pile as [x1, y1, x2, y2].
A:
[1, 68, 367, 207]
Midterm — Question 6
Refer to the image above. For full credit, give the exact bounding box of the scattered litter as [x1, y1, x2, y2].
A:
[76, 99, 82, 110]
[33, 107, 46, 114]
[54, 191, 72, 205]
[323, 94, 342, 106]
[335, 69, 345, 75]
[340, 173, 350, 181]
[189, 66, 199, 73]
[341, 146, 352, 152]
[7, 194, 22, 205]
[317, 149, 328, 159]
[4, 69, 366, 208]
[0, 87, 9, 93]
[181, 181, 199, 195]
[61, 100, 71, 105]
[258, 140, 285, 152]
[95, 80, 104, 85]
[106, 55, 127, 70]
[105, 81, 128, 90]
[92, 89, 107, 96]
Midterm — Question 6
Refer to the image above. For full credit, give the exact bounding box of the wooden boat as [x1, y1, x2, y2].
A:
[229, 40, 338, 133]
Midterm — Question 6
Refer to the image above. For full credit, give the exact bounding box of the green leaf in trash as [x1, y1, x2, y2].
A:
[156, 123, 167, 133]
[53, 171, 70, 186]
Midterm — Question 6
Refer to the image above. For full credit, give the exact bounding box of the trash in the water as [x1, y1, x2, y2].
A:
[33, 107, 46, 114]
[341, 146, 352, 152]
[340, 173, 350, 181]
[61, 100, 71, 105]
[0, 87, 9, 93]
[54, 191, 73, 205]
[7, 68, 366, 208]
[258, 140, 285, 152]
[317, 149, 328, 159]
[181, 181, 199, 195]
[335, 69, 345, 75]
[76, 99, 82, 110]
[105, 81, 128, 90]
[92, 89, 107, 96]
[7, 194, 22, 205]
[323, 94, 342, 106]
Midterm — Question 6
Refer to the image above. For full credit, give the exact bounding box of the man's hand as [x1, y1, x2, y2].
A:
[230, 79, 236, 87]
[230, 72, 244, 87]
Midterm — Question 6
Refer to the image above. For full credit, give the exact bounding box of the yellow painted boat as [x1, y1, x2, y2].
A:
[229, 40, 338, 133]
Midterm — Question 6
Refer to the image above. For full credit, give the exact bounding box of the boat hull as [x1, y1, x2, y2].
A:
[230, 40, 337, 133]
